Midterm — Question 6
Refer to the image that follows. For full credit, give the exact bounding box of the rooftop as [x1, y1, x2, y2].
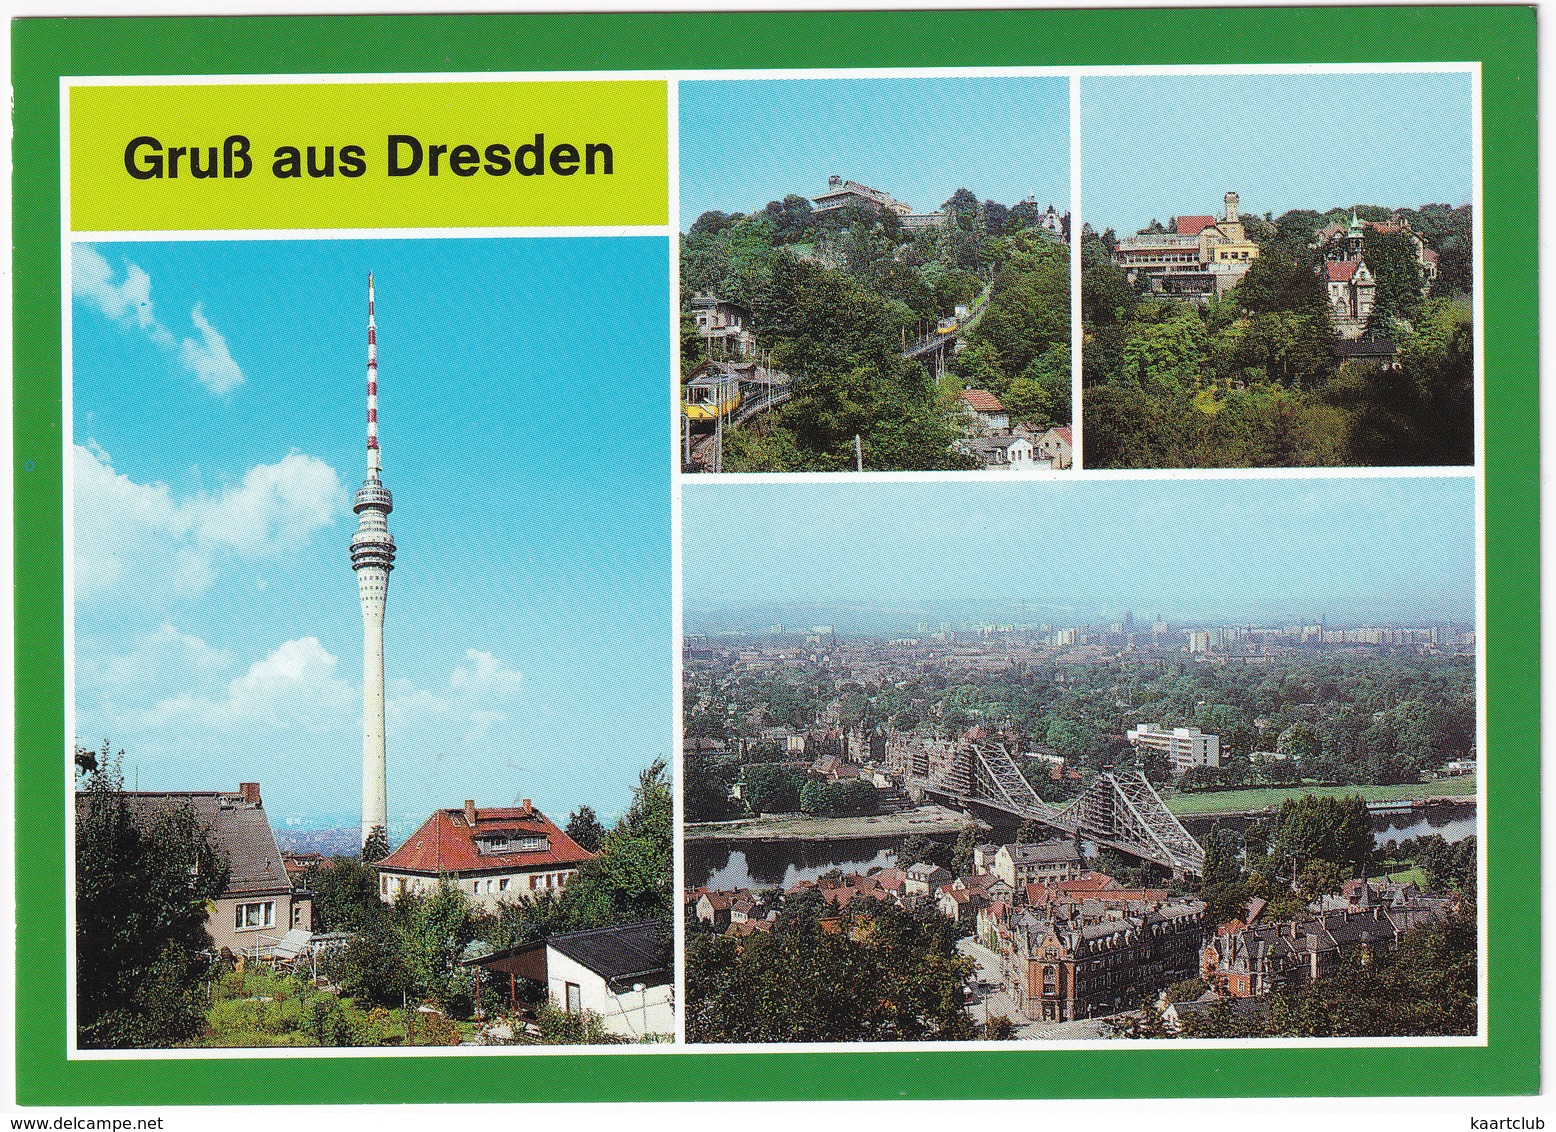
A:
[958, 389, 1006, 413]
[377, 801, 593, 875]
[75, 785, 292, 898]
[547, 920, 672, 988]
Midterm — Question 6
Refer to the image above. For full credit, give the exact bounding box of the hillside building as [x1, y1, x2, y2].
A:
[688, 293, 757, 358]
[75, 782, 312, 957]
[1111, 191, 1261, 302]
[376, 799, 594, 912]
[812, 175, 947, 230]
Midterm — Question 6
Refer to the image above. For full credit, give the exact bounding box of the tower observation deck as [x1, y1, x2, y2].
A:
[351, 274, 395, 850]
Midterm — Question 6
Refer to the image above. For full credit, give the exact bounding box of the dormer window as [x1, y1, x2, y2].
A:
[474, 832, 550, 855]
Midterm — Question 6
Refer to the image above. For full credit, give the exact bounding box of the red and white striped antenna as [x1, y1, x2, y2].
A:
[366, 272, 380, 476]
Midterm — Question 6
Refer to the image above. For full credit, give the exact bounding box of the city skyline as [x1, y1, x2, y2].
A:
[1082, 72, 1473, 237]
[682, 477, 1477, 627]
[71, 237, 671, 828]
[679, 76, 1070, 230]
[686, 601, 1475, 637]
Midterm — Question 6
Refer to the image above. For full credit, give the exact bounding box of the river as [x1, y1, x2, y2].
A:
[686, 803, 1477, 889]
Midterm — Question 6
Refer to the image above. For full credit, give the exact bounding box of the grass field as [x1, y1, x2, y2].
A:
[1371, 866, 1430, 888]
[1165, 775, 1477, 817]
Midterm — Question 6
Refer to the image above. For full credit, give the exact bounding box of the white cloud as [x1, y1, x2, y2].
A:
[73, 246, 245, 393]
[72, 246, 166, 339]
[136, 636, 354, 734]
[180, 304, 244, 395]
[449, 649, 526, 697]
[100, 623, 232, 689]
[389, 649, 525, 745]
[73, 443, 344, 602]
[191, 451, 344, 555]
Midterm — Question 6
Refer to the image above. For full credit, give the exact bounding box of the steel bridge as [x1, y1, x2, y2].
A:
[904, 740, 1205, 877]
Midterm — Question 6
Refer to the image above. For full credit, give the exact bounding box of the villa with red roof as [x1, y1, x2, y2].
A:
[957, 388, 1009, 432]
[1110, 191, 1261, 302]
[376, 798, 594, 912]
[1324, 258, 1377, 337]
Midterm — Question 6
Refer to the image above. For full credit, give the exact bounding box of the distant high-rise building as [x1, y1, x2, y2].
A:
[1127, 724, 1221, 775]
[350, 276, 396, 849]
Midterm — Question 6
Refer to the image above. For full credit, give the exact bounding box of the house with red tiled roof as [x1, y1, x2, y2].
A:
[957, 389, 1009, 432]
[725, 917, 775, 939]
[1110, 192, 1260, 302]
[376, 798, 594, 912]
[1034, 426, 1072, 470]
[1323, 258, 1376, 337]
[870, 867, 909, 898]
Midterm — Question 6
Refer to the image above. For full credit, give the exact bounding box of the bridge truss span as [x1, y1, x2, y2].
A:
[910, 740, 1204, 877]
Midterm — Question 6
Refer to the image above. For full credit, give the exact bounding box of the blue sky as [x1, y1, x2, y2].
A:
[679, 77, 1070, 229]
[1082, 73, 1472, 236]
[683, 477, 1476, 626]
[72, 237, 670, 832]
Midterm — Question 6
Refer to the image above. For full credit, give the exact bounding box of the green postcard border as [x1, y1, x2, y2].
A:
[12, 6, 1538, 1105]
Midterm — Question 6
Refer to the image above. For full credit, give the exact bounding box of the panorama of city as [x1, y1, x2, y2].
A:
[681, 473, 1478, 1043]
[684, 609, 1477, 1042]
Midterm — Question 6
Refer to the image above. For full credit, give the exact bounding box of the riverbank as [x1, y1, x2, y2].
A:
[685, 805, 980, 844]
[1166, 776, 1477, 818]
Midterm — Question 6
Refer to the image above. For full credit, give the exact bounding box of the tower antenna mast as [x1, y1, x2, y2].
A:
[351, 273, 396, 851]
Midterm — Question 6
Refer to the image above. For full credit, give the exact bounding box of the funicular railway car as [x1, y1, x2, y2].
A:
[682, 363, 744, 421]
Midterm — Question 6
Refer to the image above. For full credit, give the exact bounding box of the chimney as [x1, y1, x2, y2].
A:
[463, 799, 477, 826]
[238, 782, 261, 805]
[522, 798, 532, 815]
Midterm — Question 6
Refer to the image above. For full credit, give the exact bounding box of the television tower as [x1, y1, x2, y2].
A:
[350, 275, 396, 850]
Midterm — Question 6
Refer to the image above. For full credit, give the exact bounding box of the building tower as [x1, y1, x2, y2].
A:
[350, 275, 396, 851]
[1223, 190, 1240, 224]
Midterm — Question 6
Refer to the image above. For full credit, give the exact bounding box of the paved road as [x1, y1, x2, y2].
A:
[958, 937, 1029, 1031]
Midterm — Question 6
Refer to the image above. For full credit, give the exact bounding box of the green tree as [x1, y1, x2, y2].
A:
[76, 757, 231, 1048]
[685, 901, 975, 1042]
[1120, 301, 1207, 392]
[1361, 228, 1426, 328]
[682, 744, 740, 822]
[565, 805, 605, 853]
[361, 826, 390, 864]
[741, 763, 808, 815]
[1271, 794, 1373, 877]
[1325, 296, 1473, 467]
[308, 857, 386, 934]
[1299, 859, 1349, 902]
[1003, 343, 1071, 428]
[324, 916, 412, 1008]
[561, 759, 674, 928]
[950, 824, 983, 877]
[397, 877, 478, 1013]
[898, 833, 953, 872]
